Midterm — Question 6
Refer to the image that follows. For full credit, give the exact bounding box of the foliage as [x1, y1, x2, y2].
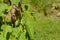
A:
[10, 0, 20, 5]
[0, 0, 35, 40]
[0, 0, 60, 40]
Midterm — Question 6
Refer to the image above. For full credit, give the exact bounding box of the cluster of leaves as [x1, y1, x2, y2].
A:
[0, 0, 36, 40]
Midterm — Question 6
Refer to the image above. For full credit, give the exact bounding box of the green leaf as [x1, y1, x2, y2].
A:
[19, 31, 27, 40]
[6, 6, 12, 12]
[22, 10, 36, 40]
[0, 3, 8, 16]
[1, 25, 12, 37]
[11, 25, 23, 38]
